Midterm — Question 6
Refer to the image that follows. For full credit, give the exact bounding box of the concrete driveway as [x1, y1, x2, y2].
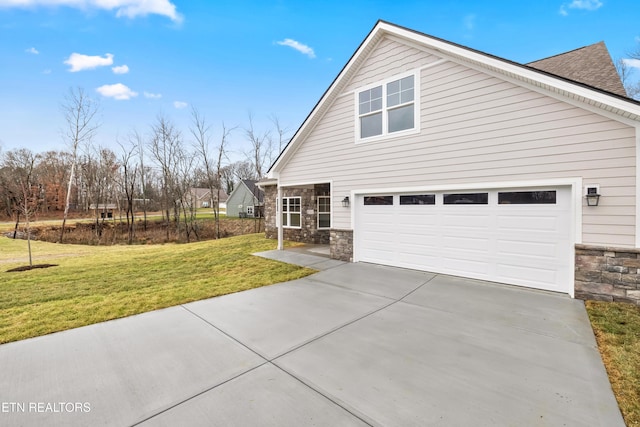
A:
[0, 252, 624, 426]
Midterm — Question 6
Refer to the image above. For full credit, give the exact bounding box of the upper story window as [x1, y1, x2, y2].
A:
[357, 73, 417, 141]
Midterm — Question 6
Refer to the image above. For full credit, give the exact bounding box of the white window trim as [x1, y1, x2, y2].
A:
[317, 195, 331, 229]
[355, 70, 421, 144]
[282, 196, 302, 229]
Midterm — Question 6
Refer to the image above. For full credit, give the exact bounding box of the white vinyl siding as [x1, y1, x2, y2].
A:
[277, 37, 637, 247]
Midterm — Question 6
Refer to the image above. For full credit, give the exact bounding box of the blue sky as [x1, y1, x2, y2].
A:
[1, 0, 639, 161]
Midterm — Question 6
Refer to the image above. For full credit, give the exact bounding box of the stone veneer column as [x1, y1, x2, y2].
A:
[575, 244, 640, 306]
[263, 185, 277, 240]
[330, 229, 353, 262]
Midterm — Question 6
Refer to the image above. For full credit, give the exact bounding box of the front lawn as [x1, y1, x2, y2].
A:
[586, 301, 640, 427]
[0, 234, 314, 344]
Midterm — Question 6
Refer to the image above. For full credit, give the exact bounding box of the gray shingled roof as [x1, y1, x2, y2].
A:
[243, 179, 264, 203]
[527, 41, 627, 97]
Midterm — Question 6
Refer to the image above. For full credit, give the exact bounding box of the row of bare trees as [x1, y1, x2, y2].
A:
[0, 87, 290, 247]
[617, 43, 640, 100]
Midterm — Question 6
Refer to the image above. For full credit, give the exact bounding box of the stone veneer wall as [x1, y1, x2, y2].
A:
[330, 229, 353, 262]
[575, 244, 640, 306]
[263, 185, 329, 244]
[264, 185, 277, 240]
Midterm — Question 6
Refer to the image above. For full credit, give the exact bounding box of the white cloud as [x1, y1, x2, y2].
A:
[568, 0, 603, 10]
[173, 101, 188, 109]
[96, 83, 138, 100]
[276, 38, 316, 59]
[64, 52, 113, 72]
[560, 0, 603, 15]
[25, 47, 39, 54]
[463, 14, 476, 31]
[0, 0, 182, 23]
[112, 64, 129, 74]
[623, 58, 640, 69]
[144, 91, 162, 99]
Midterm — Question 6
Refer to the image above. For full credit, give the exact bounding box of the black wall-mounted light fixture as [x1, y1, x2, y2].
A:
[341, 196, 350, 208]
[585, 186, 600, 207]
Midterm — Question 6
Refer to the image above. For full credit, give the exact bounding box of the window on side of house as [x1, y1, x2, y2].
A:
[317, 196, 331, 229]
[282, 197, 301, 228]
[247, 205, 254, 217]
[357, 73, 416, 140]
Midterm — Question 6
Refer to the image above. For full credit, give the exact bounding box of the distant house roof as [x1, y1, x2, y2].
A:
[527, 41, 627, 97]
[190, 187, 229, 203]
[242, 180, 264, 203]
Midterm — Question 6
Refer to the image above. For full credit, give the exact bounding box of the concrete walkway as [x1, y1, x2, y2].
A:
[0, 253, 624, 426]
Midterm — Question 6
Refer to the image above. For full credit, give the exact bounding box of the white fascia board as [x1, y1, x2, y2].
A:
[278, 179, 333, 188]
[257, 178, 278, 188]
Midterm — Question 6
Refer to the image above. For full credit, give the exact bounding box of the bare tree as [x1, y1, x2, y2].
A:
[269, 114, 291, 158]
[233, 160, 257, 182]
[60, 87, 100, 242]
[134, 130, 149, 230]
[190, 107, 236, 238]
[118, 135, 140, 244]
[174, 146, 197, 242]
[37, 151, 72, 213]
[244, 112, 272, 179]
[148, 114, 182, 241]
[3, 149, 41, 266]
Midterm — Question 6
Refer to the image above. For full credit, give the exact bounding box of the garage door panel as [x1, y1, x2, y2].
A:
[498, 216, 560, 232]
[443, 236, 490, 252]
[496, 265, 560, 289]
[355, 187, 572, 294]
[442, 257, 491, 276]
[442, 213, 491, 228]
[497, 239, 560, 258]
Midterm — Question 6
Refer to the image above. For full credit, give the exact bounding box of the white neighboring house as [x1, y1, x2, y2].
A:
[259, 20, 640, 305]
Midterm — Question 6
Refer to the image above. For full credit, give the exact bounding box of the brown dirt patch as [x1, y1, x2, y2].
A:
[7, 264, 58, 272]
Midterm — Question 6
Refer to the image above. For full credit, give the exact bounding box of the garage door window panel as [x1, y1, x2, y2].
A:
[364, 196, 394, 205]
[443, 193, 488, 205]
[498, 191, 556, 204]
[400, 194, 435, 205]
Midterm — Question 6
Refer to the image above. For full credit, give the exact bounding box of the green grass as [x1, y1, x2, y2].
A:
[586, 301, 640, 427]
[0, 234, 314, 344]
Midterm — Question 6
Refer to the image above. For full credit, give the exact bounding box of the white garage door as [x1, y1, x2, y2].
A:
[355, 187, 573, 294]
